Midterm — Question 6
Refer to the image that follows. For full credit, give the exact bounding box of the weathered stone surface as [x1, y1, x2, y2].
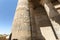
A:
[40, 27, 56, 40]
[11, 0, 60, 40]
[29, 1, 56, 40]
[11, 0, 31, 40]
[42, 0, 60, 39]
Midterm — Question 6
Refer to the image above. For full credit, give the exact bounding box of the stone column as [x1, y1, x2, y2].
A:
[11, 0, 31, 40]
[40, 0, 60, 39]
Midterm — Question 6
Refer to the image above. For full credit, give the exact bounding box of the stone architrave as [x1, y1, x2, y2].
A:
[41, 0, 60, 39]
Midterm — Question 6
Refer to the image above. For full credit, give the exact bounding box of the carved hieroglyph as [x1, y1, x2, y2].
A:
[11, 0, 60, 40]
[11, 0, 31, 40]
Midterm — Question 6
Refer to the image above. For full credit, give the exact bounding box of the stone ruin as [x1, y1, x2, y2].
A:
[9, 0, 60, 40]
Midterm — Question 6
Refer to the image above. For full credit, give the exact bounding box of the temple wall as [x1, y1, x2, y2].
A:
[11, 0, 60, 40]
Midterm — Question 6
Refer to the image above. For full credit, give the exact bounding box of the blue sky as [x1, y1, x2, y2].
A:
[0, 0, 18, 34]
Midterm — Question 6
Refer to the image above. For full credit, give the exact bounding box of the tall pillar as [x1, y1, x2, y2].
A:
[11, 0, 31, 40]
[40, 0, 60, 39]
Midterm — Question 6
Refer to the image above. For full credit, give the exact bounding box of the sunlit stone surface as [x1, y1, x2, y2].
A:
[11, 0, 31, 40]
[11, 0, 60, 40]
[42, 0, 60, 39]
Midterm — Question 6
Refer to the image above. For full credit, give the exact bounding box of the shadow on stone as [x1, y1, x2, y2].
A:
[13, 39, 18, 40]
[9, 33, 12, 40]
[29, 1, 51, 39]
